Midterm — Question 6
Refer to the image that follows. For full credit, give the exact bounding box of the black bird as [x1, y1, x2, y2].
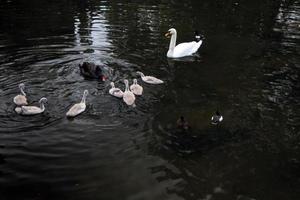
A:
[177, 116, 190, 130]
[211, 111, 223, 125]
[79, 62, 107, 81]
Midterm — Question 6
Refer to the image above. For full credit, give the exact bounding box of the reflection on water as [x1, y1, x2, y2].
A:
[0, 0, 300, 199]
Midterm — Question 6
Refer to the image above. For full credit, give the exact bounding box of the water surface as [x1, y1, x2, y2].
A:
[0, 0, 299, 199]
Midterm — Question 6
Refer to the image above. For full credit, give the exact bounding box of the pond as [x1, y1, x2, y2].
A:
[0, 0, 299, 199]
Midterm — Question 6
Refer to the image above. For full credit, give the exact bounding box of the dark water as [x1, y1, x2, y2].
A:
[0, 0, 300, 199]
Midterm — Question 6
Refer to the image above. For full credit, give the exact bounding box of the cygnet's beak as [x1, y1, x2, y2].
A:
[101, 75, 107, 81]
[164, 32, 171, 38]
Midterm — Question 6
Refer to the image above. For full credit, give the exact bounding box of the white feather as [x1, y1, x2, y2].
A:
[166, 28, 202, 58]
[15, 97, 47, 115]
[109, 82, 124, 98]
[136, 72, 164, 84]
[130, 79, 143, 96]
[66, 90, 88, 117]
[13, 83, 28, 106]
[123, 80, 136, 106]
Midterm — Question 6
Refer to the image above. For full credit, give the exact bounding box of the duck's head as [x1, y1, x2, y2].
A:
[194, 30, 205, 41]
[216, 110, 221, 116]
[110, 82, 115, 88]
[165, 28, 176, 38]
[133, 79, 138, 84]
[180, 116, 185, 122]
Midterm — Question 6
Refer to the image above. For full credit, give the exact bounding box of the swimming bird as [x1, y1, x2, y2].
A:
[79, 62, 107, 81]
[177, 116, 190, 130]
[130, 79, 143, 96]
[109, 82, 124, 98]
[211, 111, 223, 125]
[136, 71, 164, 84]
[165, 28, 203, 58]
[66, 90, 88, 117]
[194, 30, 205, 42]
[123, 79, 136, 106]
[15, 97, 47, 115]
[13, 83, 28, 106]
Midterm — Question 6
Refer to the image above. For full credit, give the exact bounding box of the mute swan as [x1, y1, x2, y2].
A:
[13, 83, 28, 106]
[66, 90, 88, 117]
[15, 97, 47, 115]
[79, 62, 107, 81]
[165, 28, 203, 58]
[211, 111, 223, 125]
[109, 82, 124, 98]
[123, 79, 136, 106]
[136, 72, 164, 84]
[130, 79, 143, 96]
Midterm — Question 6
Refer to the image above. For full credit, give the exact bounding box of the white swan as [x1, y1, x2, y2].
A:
[15, 97, 47, 115]
[123, 79, 136, 106]
[130, 79, 143, 96]
[165, 28, 202, 58]
[136, 72, 164, 84]
[13, 83, 28, 106]
[109, 82, 124, 98]
[66, 90, 88, 117]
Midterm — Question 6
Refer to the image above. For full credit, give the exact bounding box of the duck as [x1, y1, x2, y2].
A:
[66, 90, 88, 117]
[15, 97, 47, 115]
[194, 30, 205, 42]
[177, 116, 190, 130]
[165, 28, 203, 58]
[130, 79, 143, 96]
[123, 79, 136, 106]
[211, 111, 223, 125]
[136, 71, 164, 84]
[13, 83, 28, 106]
[79, 62, 107, 81]
[109, 82, 124, 98]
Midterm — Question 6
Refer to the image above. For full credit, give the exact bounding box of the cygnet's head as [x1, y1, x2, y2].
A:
[19, 83, 25, 90]
[83, 90, 89, 96]
[136, 71, 144, 77]
[39, 97, 48, 104]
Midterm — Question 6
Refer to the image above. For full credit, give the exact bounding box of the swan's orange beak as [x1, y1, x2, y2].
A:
[165, 32, 171, 38]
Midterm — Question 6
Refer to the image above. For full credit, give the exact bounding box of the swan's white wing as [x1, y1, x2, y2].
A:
[130, 85, 143, 95]
[123, 91, 135, 105]
[21, 106, 43, 115]
[173, 41, 202, 58]
[109, 88, 123, 98]
[143, 76, 164, 84]
[66, 103, 86, 117]
[13, 95, 28, 106]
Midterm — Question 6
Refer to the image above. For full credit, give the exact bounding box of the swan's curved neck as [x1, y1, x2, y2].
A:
[125, 82, 129, 92]
[40, 102, 45, 111]
[168, 32, 177, 53]
[81, 94, 87, 104]
[139, 73, 145, 77]
[20, 88, 26, 96]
